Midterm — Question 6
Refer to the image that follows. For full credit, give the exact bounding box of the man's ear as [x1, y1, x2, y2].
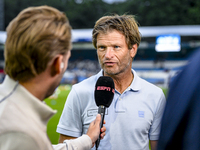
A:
[50, 55, 64, 77]
[130, 44, 138, 58]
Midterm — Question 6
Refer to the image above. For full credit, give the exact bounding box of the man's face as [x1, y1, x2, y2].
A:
[96, 30, 137, 76]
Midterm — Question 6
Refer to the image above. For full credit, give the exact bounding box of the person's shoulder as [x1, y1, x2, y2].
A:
[132, 70, 164, 95]
[189, 48, 200, 62]
[138, 77, 165, 100]
[187, 49, 200, 71]
[72, 73, 99, 91]
[139, 76, 163, 91]
[75, 74, 97, 85]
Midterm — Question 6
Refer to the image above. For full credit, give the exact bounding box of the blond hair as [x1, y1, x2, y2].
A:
[4, 5, 72, 82]
[92, 14, 141, 49]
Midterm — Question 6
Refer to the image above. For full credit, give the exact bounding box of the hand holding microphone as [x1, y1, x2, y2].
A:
[86, 114, 106, 148]
[94, 76, 115, 150]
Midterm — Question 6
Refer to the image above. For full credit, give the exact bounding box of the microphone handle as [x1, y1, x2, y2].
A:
[95, 105, 106, 150]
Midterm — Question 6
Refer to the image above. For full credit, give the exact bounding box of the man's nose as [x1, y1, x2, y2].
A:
[105, 48, 114, 59]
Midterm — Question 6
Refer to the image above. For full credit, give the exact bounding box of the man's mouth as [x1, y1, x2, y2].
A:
[104, 62, 115, 66]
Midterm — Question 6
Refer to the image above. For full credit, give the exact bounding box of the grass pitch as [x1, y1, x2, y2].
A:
[45, 84, 71, 144]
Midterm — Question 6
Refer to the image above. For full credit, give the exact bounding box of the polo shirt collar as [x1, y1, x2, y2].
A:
[129, 69, 142, 92]
[97, 69, 104, 77]
[96, 69, 141, 92]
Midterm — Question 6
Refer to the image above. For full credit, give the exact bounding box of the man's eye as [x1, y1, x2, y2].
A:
[98, 46, 105, 50]
[114, 46, 119, 48]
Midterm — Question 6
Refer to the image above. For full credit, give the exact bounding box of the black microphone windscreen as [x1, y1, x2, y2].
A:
[95, 76, 115, 107]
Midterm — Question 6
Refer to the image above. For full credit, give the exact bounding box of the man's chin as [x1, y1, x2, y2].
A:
[104, 69, 118, 76]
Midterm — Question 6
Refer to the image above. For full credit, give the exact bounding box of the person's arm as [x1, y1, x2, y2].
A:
[150, 140, 158, 150]
[57, 86, 84, 140]
[59, 134, 77, 143]
[149, 91, 166, 150]
[59, 114, 106, 147]
[54, 135, 92, 150]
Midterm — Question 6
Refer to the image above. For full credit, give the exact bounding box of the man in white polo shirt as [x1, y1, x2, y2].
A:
[0, 5, 106, 150]
[57, 14, 166, 150]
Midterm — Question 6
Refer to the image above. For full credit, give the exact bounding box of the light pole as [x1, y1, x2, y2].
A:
[0, 0, 4, 31]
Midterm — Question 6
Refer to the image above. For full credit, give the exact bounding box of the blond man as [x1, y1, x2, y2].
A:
[0, 6, 105, 150]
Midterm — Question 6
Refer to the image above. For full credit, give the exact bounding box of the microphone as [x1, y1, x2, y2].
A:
[94, 76, 115, 150]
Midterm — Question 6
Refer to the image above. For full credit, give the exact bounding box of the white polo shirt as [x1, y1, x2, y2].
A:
[57, 69, 166, 150]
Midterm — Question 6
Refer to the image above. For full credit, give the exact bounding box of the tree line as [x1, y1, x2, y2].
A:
[4, 0, 200, 30]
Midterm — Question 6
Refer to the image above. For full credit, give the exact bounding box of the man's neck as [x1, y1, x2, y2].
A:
[19, 73, 51, 101]
[106, 71, 134, 94]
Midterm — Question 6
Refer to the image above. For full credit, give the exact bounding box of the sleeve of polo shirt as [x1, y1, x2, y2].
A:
[149, 91, 166, 140]
[57, 86, 83, 137]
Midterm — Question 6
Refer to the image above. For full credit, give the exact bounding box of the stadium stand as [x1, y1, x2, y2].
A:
[1, 25, 200, 87]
